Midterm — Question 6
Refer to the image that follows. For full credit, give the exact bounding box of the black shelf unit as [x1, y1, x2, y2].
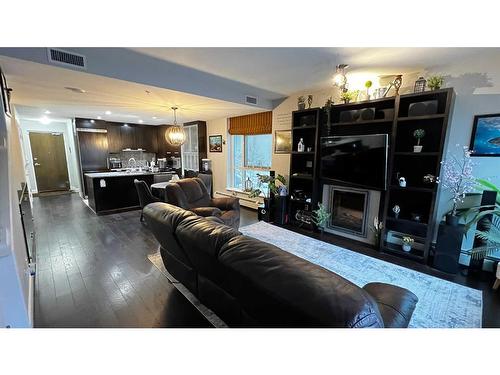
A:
[288, 108, 321, 229]
[381, 88, 455, 263]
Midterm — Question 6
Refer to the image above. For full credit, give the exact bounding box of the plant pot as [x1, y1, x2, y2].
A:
[402, 244, 412, 252]
[445, 213, 460, 226]
[298, 103, 306, 110]
[413, 145, 423, 153]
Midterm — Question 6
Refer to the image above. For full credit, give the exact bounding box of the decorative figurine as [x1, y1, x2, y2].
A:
[398, 177, 407, 187]
[423, 174, 436, 184]
[307, 95, 313, 109]
[392, 204, 401, 219]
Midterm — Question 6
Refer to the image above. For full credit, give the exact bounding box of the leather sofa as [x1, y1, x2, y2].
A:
[165, 177, 240, 229]
[144, 203, 418, 328]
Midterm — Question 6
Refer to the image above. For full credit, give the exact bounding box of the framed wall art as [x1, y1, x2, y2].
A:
[469, 113, 500, 156]
[274, 130, 292, 154]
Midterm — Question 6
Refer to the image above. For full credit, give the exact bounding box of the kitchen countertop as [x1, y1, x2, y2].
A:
[85, 171, 175, 178]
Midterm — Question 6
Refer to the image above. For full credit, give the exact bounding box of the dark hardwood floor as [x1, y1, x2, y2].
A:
[33, 193, 498, 328]
[33, 193, 218, 328]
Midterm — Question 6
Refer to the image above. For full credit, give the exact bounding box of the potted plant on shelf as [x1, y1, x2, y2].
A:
[249, 173, 287, 215]
[438, 145, 476, 226]
[413, 128, 426, 152]
[401, 236, 414, 252]
[427, 75, 444, 90]
[365, 80, 373, 99]
[461, 179, 500, 261]
[339, 90, 358, 104]
[312, 203, 331, 235]
[297, 96, 306, 110]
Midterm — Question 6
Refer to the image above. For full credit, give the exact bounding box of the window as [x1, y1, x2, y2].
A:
[181, 124, 199, 172]
[230, 133, 272, 194]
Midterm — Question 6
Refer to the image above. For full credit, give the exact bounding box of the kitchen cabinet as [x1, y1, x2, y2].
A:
[106, 123, 122, 153]
[136, 125, 158, 153]
[120, 124, 136, 149]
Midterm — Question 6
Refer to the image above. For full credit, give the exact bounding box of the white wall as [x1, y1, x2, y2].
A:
[0, 110, 32, 328]
[206, 118, 228, 194]
[18, 118, 81, 193]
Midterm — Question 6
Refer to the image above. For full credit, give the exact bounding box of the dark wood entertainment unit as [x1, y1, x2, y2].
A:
[288, 88, 455, 264]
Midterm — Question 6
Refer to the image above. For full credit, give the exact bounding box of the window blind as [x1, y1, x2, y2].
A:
[228, 111, 272, 135]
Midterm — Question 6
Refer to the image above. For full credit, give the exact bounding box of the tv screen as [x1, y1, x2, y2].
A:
[320, 134, 388, 190]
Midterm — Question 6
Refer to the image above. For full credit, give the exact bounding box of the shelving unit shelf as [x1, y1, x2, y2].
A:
[288, 108, 321, 229]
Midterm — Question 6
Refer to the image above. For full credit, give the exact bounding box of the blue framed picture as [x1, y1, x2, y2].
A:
[469, 113, 500, 157]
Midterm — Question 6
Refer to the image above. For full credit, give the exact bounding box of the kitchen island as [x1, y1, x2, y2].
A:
[85, 171, 174, 215]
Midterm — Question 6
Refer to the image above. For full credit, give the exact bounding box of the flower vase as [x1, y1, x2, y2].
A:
[413, 145, 423, 153]
[445, 213, 459, 226]
[402, 244, 412, 252]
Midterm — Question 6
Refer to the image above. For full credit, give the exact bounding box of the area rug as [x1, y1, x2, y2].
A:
[240, 221, 483, 328]
[147, 252, 228, 328]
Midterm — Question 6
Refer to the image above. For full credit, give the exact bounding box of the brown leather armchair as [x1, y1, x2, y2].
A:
[165, 177, 240, 229]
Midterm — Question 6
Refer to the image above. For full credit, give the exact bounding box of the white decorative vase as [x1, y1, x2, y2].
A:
[402, 244, 412, 252]
[413, 145, 423, 153]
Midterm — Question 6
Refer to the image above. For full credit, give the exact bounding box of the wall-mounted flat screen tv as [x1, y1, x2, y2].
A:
[320, 134, 388, 190]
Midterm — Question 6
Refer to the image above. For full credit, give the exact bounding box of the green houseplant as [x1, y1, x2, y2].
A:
[461, 179, 500, 259]
[312, 203, 331, 234]
[413, 129, 426, 152]
[339, 90, 358, 104]
[401, 236, 414, 252]
[427, 75, 444, 90]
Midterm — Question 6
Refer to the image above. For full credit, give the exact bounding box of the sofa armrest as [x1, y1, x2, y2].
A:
[211, 197, 240, 212]
[191, 206, 222, 217]
[362, 282, 418, 328]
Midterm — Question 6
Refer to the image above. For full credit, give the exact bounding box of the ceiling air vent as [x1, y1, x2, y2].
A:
[47, 48, 87, 69]
[245, 95, 258, 105]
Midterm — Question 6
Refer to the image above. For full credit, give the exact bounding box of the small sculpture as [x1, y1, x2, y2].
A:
[392, 204, 401, 219]
[398, 177, 407, 187]
[382, 74, 403, 97]
[423, 174, 436, 184]
[307, 95, 313, 109]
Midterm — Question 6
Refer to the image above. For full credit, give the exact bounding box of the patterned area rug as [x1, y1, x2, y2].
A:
[240, 221, 483, 328]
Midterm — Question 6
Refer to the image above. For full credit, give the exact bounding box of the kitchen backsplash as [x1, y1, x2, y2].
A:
[111, 151, 157, 168]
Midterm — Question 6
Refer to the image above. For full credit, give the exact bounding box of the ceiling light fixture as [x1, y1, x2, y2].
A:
[44, 110, 51, 114]
[97, 116, 102, 119]
[90, 120, 95, 124]
[333, 64, 349, 93]
[105, 110, 112, 115]
[40, 116, 51, 125]
[152, 116, 157, 120]
[165, 106, 186, 146]
[138, 119, 143, 123]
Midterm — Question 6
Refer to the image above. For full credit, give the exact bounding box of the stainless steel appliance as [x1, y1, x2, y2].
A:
[108, 157, 122, 170]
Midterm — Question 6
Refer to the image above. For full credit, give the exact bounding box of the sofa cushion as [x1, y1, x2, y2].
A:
[218, 235, 385, 328]
[363, 282, 418, 328]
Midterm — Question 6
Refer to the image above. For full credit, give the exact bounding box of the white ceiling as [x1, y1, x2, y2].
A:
[132, 47, 500, 95]
[0, 56, 263, 124]
[3, 48, 500, 126]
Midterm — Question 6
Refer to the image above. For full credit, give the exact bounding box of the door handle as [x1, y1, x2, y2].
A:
[34, 162, 41, 166]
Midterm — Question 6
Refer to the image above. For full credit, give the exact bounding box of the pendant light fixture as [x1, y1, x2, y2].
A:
[165, 106, 186, 146]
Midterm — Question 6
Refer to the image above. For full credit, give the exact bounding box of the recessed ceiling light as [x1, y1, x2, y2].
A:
[44, 110, 51, 114]
[64, 86, 86, 94]
[97, 116, 102, 120]
[152, 116, 157, 119]
[90, 120, 95, 124]
[105, 111, 112, 115]
[138, 119, 143, 123]
[40, 116, 51, 125]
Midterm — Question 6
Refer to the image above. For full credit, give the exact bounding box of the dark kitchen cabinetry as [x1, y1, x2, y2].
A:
[120, 124, 136, 149]
[136, 125, 158, 153]
[106, 123, 122, 153]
